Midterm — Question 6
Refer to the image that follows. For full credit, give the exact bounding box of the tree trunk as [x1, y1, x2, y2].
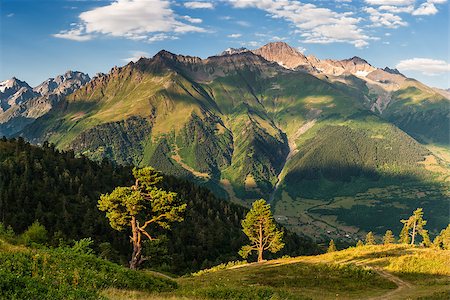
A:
[411, 220, 417, 245]
[258, 223, 263, 262]
[129, 216, 142, 269]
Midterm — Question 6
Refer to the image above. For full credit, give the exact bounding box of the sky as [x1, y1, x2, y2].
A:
[0, 0, 449, 88]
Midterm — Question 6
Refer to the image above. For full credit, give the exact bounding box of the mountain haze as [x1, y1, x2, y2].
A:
[7, 42, 450, 241]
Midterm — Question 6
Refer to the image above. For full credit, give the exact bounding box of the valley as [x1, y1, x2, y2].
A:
[1, 42, 449, 242]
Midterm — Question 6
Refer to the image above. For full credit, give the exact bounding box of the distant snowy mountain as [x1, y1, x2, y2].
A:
[220, 47, 249, 56]
[0, 71, 90, 137]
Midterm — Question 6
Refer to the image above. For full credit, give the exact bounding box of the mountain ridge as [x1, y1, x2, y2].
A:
[4, 42, 450, 241]
[0, 71, 90, 137]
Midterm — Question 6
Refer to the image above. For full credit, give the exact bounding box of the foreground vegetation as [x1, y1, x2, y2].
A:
[0, 238, 175, 299]
[1, 216, 449, 299]
[104, 244, 450, 300]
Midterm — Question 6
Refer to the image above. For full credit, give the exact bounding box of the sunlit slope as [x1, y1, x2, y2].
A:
[105, 245, 450, 300]
[382, 79, 450, 145]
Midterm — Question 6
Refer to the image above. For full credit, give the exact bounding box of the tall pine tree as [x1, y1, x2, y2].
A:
[400, 208, 430, 246]
[383, 230, 395, 245]
[98, 167, 186, 269]
[239, 199, 284, 262]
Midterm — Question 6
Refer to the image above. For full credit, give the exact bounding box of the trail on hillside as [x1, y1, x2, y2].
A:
[368, 268, 413, 300]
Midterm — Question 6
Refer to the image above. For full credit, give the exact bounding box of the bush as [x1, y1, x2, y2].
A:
[72, 238, 94, 255]
[21, 221, 48, 246]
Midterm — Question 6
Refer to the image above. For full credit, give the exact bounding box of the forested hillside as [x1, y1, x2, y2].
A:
[0, 138, 318, 274]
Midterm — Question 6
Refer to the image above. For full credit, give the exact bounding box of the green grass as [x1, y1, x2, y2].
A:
[104, 245, 450, 300]
[0, 239, 176, 299]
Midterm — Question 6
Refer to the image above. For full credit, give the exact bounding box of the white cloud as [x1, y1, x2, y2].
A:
[396, 58, 450, 75]
[365, 0, 414, 5]
[6, 13, 14, 18]
[228, 0, 372, 48]
[122, 51, 150, 63]
[297, 46, 307, 53]
[236, 20, 251, 27]
[148, 33, 179, 43]
[412, 2, 437, 15]
[242, 41, 261, 47]
[184, 1, 214, 9]
[272, 36, 286, 41]
[181, 15, 203, 24]
[53, 25, 93, 41]
[412, 0, 447, 15]
[378, 5, 414, 13]
[227, 33, 242, 38]
[54, 0, 205, 42]
[364, 7, 408, 28]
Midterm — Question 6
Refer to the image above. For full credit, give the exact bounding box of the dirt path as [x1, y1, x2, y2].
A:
[368, 268, 413, 300]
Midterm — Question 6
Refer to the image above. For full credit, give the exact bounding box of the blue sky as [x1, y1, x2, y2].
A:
[1, 0, 449, 88]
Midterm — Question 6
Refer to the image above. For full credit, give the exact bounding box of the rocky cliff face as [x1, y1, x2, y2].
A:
[0, 71, 90, 137]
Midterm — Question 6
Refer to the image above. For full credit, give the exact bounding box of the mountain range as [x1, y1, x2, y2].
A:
[2, 42, 449, 241]
[0, 71, 90, 137]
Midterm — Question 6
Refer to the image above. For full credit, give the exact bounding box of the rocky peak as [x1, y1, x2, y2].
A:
[153, 50, 202, 65]
[382, 67, 404, 76]
[344, 56, 370, 65]
[252, 42, 310, 69]
[220, 47, 249, 56]
[0, 78, 37, 111]
[0, 77, 31, 94]
[33, 71, 90, 97]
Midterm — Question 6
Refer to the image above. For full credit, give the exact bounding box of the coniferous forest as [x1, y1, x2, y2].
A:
[0, 137, 318, 274]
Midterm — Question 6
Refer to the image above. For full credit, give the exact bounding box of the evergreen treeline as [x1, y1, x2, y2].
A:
[0, 137, 318, 274]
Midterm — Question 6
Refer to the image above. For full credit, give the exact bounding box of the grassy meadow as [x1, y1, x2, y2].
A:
[103, 244, 450, 300]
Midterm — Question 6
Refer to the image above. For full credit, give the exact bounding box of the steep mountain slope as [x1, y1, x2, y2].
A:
[0, 71, 90, 137]
[16, 44, 450, 241]
[252, 42, 449, 146]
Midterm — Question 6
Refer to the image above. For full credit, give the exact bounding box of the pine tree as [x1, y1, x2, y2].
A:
[383, 230, 395, 245]
[356, 240, 364, 247]
[365, 231, 376, 245]
[98, 167, 186, 269]
[433, 224, 450, 250]
[399, 224, 410, 244]
[327, 239, 337, 252]
[400, 208, 430, 246]
[239, 199, 284, 262]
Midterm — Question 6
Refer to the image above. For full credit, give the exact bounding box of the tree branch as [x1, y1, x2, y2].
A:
[140, 228, 156, 241]
[140, 213, 170, 230]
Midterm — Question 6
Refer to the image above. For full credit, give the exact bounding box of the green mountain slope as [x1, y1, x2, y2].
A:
[18, 48, 450, 241]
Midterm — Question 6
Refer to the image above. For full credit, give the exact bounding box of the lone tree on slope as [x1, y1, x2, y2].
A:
[433, 224, 450, 250]
[239, 199, 284, 262]
[400, 208, 430, 246]
[327, 240, 337, 253]
[365, 231, 376, 245]
[98, 167, 186, 269]
[383, 230, 395, 245]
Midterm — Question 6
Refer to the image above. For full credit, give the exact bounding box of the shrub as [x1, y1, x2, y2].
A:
[21, 221, 48, 246]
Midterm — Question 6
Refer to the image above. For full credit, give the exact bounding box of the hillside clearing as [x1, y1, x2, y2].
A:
[103, 245, 450, 300]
